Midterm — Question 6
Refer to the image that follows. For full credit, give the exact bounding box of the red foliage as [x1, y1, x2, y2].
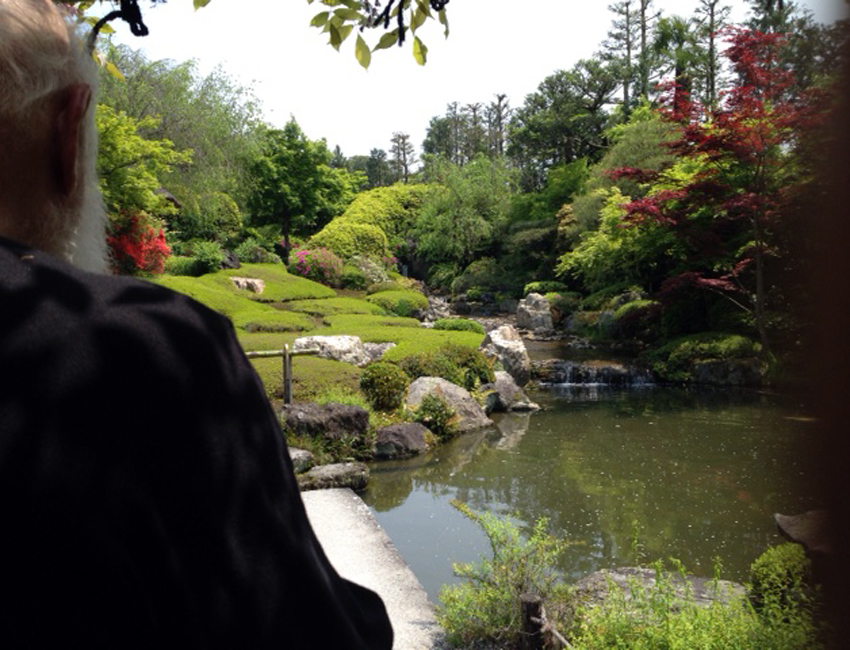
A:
[108, 212, 171, 276]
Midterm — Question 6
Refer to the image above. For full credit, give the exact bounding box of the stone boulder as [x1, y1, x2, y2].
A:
[297, 462, 369, 492]
[482, 371, 540, 413]
[374, 423, 433, 459]
[572, 567, 746, 611]
[280, 403, 369, 443]
[516, 293, 553, 333]
[288, 447, 315, 474]
[292, 335, 372, 367]
[363, 341, 396, 363]
[775, 510, 832, 556]
[691, 358, 763, 386]
[230, 276, 264, 293]
[405, 377, 493, 433]
[479, 324, 532, 387]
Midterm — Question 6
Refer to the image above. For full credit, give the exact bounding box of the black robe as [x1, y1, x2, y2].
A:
[0, 237, 392, 649]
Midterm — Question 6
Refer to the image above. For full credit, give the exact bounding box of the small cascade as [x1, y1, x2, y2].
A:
[533, 359, 655, 387]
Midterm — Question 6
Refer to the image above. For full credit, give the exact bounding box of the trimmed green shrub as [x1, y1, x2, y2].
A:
[366, 280, 403, 295]
[308, 220, 389, 260]
[432, 318, 485, 335]
[366, 289, 429, 318]
[749, 543, 812, 613]
[283, 297, 387, 317]
[524, 280, 569, 295]
[288, 247, 343, 287]
[412, 394, 458, 440]
[359, 361, 410, 412]
[340, 264, 369, 290]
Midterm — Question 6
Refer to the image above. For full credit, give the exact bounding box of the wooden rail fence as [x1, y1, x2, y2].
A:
[244, 345, 319, 404]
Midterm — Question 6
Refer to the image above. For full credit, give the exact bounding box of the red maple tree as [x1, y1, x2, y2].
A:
[616, 27, 830, 354]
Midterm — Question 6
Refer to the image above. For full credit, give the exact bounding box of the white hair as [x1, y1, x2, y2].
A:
[0, 0, 108, 273]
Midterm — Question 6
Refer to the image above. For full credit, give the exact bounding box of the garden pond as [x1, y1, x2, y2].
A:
[360, 351, 821, 602]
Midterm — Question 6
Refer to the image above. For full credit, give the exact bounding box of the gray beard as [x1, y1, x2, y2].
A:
[63, 177, 109, 274]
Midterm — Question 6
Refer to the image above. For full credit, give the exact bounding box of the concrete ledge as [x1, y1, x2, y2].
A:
[301, 488, 444, 650]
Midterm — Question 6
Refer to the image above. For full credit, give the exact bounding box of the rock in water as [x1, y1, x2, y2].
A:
[480, 324, 532, 386]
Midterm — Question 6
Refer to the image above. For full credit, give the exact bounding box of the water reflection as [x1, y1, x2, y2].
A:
[362, 386, 820, 602]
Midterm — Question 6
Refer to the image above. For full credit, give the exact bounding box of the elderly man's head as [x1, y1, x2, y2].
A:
[0, 0, 107, 272]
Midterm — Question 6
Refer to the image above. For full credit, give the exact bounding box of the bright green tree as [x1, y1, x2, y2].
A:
[414, 155, 513, 274]
[246, 120, 359, 263]
[96, 104, 192, 217]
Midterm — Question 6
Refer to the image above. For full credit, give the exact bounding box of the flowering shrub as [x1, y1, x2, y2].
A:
[108, 211, 170, 276]
[288, 247, 343, 287]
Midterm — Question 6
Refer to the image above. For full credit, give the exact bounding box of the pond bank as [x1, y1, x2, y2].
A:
[301, 488, 445, 650]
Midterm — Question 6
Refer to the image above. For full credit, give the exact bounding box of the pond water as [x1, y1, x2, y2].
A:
[360, 383, 821, 603]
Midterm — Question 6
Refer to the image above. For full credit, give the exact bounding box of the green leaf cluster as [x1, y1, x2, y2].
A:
[437, 502, 570, 647]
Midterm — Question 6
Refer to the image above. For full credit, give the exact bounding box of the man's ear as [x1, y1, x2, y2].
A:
[54, 83, 92, 197]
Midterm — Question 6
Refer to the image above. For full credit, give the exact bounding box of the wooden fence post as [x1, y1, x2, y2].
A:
[520, 593, 544, 650]
[283, 344, 292, 405]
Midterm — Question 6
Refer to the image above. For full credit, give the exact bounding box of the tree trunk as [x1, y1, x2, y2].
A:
[281, 211, 291, 266]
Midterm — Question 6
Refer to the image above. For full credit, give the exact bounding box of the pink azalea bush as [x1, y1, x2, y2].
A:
[288, 247, 343, 287]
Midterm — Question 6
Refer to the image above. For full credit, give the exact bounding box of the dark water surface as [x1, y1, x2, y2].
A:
[360, 385, 820, 602]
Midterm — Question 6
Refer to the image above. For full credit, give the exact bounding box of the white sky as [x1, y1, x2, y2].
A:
[112, 0, 849, 159]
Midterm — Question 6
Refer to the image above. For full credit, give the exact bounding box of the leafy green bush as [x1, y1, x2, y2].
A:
[749, 543, 812, 614]
[349, 254, 391, 285]
[398, 343, 494, 391]
[525, 280, 569, 295]
[437, 501, 570, 647]
[234, 237, 280, 264]
[288, 247, 343, 287]
[365, 289, 429, 317]
[611, 299, 661, 340]
[339, 264, 368, 290]
[432, 318, 485, 335]
[546, 291, 582, 321]
[569, 553, 823, 650]
[451, 258, 502, 296]
[412, 394, 458, 440]
[189, 240, 226, 274]
[308, 220, 389, 260]
[164, 255, 204, 277]
[359, 362, 410, 412]
[643, 332, 762, 382]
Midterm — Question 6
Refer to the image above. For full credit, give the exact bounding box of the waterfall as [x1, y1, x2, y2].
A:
[532, 359, 655, 387]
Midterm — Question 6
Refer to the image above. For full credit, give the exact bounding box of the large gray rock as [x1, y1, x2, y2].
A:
[479, 324, 532, 386]
[375, 423, 433, 459]
[292, 335, 372, 367]
[572, 567, 746, 611]
[363, 341, 396, 363]
[297, 462, 369, 492]
[516, 293, 553, 333]
[405, 377, 493, 433]
[775, 510, 832, 556]
[280, 403, 369, 442]
[482, 371, 540, 413]
[288, 447, 315, 474]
